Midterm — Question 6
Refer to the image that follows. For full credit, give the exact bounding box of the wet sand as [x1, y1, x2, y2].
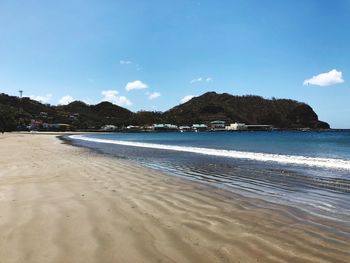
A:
[0, 133, 349, 263]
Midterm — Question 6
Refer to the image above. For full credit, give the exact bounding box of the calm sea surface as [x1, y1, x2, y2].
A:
[69, 131, 350, 224]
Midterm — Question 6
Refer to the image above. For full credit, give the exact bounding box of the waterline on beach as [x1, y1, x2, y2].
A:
[69, 132, 350, 224]
[70, 134, 350, 171]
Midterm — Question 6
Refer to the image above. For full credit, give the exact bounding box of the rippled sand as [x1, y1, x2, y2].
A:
[0, 133, 349, 263]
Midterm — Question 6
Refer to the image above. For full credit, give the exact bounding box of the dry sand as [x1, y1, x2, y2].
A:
[0, 133, 349, 263]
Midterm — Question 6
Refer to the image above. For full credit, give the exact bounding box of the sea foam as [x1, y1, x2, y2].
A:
[70, 135, 350, 171]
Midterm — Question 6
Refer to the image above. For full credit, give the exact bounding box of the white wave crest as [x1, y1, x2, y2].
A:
[70, 135, 350, 171]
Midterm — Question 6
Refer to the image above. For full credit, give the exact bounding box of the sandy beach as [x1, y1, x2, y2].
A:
[0, 133, 349, 263]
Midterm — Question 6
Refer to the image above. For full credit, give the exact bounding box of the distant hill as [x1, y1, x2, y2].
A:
[56, 101, 134, 129]
[164, 92, 329, 129]
[0, 92, 329, 131]
[0, 93, 134, 131]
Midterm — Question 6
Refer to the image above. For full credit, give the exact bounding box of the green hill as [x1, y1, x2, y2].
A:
[163, 92, 329, 129]
[0, 92, 329, 131]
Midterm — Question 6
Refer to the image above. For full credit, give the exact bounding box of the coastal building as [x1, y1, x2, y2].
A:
[143, 125, 155, 132]
[39, 112, 48, 118]
[225, 123, 273, 131]
[179, 126, 192, 132]
[192, 124, 208, 131]
[69, 113, 80, 121]
[153, 124, 178, 131]
[210, 120, 226, 131]
[28, 121, 71, 131]
[225, 122, 248, 131]
[125, 125, 142, 132]
[29, 120, 43, 130]
[101, 125, 117, 131]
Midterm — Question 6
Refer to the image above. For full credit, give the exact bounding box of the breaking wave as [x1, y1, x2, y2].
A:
[70, 135, 350, 171]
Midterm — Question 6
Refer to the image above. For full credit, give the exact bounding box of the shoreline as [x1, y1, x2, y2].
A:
[10, 128, 350, 135]
[0, 133, 349, 262]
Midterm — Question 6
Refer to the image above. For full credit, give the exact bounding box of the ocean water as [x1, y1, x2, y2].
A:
[69, 131, 350, 224]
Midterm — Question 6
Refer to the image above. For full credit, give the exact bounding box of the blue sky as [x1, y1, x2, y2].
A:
[0, 0, 349, 128]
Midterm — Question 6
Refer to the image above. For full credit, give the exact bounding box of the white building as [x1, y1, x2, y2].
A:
[225, 122, 247, 131]
[192, 124, 208, 131]
[101, 125, 117, 131]
[210, 120, 226, 130]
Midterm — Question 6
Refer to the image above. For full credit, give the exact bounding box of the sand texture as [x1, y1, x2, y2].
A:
[0, 133, 349, 263]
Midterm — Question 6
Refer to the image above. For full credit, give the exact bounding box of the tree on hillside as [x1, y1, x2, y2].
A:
[0, 107, 17, 131]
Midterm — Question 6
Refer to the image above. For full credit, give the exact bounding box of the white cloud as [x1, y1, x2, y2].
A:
[120, 60, 133, 65]
[58, 95, 74, 105]
[29, 94, 52, 104]
[180, 95, 196, 104]
[148, 92, 161, 100]
[190, 77, 202, 84]
[125, 80, 148, 91]
[303, 69, 344, 87]
[190, 77, 213, 84]
[101, 90, 132, 106]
